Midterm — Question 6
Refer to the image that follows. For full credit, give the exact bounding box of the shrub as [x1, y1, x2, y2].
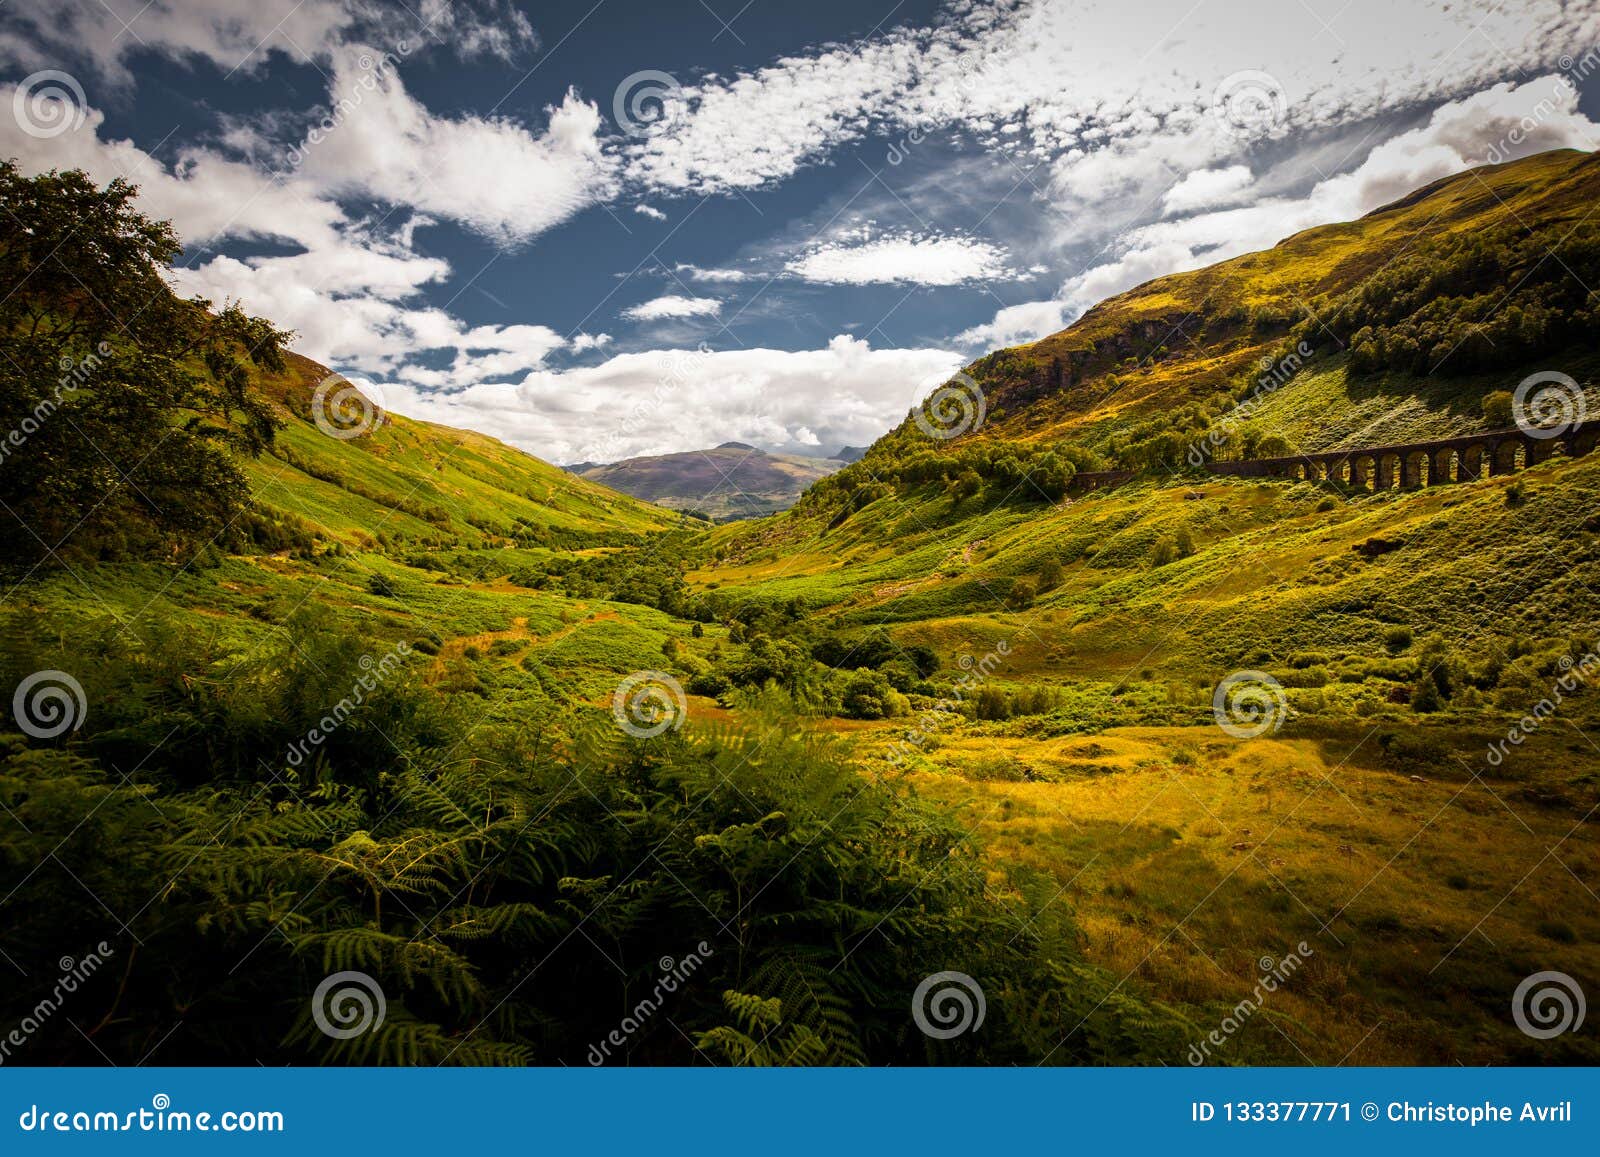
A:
[974, 685, 1011, 721]
[1481, 390, 1514, 427]
[839, 668, 905, 719]
[687, 669, 733, 697]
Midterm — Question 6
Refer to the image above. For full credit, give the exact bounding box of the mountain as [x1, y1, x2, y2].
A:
[685, 150, 1600, 1064]
[571, 443, 847, 521]
[955, 147, 1600, 454]
[250, 351, 677, 548]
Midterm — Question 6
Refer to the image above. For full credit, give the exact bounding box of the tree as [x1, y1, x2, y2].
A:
[1037, 557, 1064, 591]
[950, 468, 982, 500]
[1007, 577, 1037, 609]
[1481, 390, 1514, 428]
[0, 164, 289, 568]
[839, 668, 905, 719]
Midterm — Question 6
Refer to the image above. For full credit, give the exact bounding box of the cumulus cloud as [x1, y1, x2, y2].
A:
[379, 335, 964, 462]
[786, 230, 1016, 286]
[960, 75, 1600, 349]
[294, 47, 613, 246]
[955, 299, 1070, 349]
[1162, 165, 1256, 215]
[620, 294, 723, 321]
[634, 203, 667, 220]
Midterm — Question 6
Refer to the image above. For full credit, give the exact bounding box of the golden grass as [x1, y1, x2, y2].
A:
[873, 724, 1600, 1064]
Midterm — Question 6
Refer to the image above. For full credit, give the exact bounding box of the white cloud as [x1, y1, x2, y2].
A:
[620, 294, 723, 321]
[1058, 76, 1600, 315]
[619, 35, 928, 194]
[0, 0, 535, 83]
[674, 263, 752, 282]
[571, 332, 614, 352]
[379, 334, 964, 462]
[955, 299, 1070, 348]
[0, 99, 345, 254]
[619, 0, 1597, 198]
[786, 231, 1015, 286]
[634, 203, 667, 220]
[1162, 165, 1256, 215]
[295, 47, 613, 246]
[960, 75, 1600, 351]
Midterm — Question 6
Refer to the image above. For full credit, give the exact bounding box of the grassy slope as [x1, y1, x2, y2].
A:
[252, 352, 677, 545]
[693, 150, 1600, 1064]
[969, 148, 1600, 448]
[11, 154, 1596, 1065]
[3, 351, 719, 728]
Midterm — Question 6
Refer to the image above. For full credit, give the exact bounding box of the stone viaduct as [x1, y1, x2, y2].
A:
[1069, 422, 1596, 492]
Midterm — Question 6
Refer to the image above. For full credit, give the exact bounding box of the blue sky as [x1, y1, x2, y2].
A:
[3, 0, 1598, 463]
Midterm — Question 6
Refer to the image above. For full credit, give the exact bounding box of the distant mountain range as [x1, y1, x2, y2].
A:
[568, 442, 848, 521]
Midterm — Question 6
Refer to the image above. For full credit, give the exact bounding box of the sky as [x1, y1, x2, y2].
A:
[2, 0, 1599, 465]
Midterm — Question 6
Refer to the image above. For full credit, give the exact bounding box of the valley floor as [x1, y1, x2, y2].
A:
[856, 721, 1599, 1065]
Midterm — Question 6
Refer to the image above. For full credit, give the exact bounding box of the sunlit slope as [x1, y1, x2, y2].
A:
[246, 352, 678, 547]
[966, 148, 1600, 446]
[700, 450, 1600, 681]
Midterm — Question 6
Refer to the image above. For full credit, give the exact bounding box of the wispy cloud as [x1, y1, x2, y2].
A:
[620, 294, 723, 321]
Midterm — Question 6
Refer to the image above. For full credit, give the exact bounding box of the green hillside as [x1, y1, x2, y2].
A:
[684, 148, 1600, 1066]
[4, 153, 1599, 1069]
[962, 148, 1600, 455]
[254, 351, 677, 546]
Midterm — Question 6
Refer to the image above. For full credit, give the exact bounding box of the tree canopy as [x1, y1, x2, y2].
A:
[0, 163, 289, 568]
